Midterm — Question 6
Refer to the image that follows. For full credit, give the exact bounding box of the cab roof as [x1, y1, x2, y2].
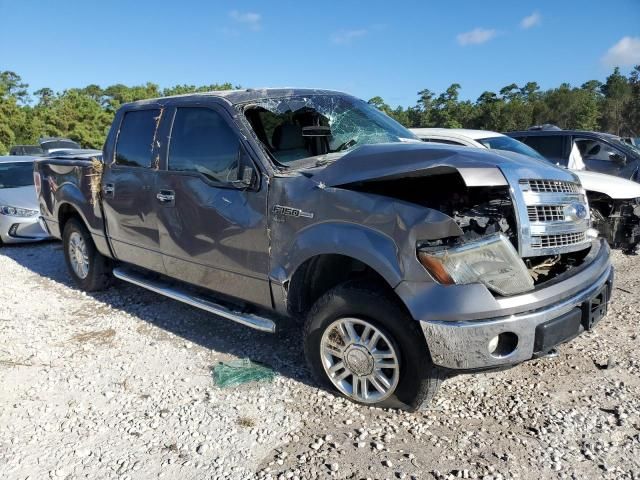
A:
[126, 88, 351, 108]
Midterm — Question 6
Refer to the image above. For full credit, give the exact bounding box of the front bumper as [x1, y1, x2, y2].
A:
[415, 240, 613, 370]
[0, 214, 51, 244]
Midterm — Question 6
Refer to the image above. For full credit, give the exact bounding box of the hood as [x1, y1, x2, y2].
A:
[310, 143, 576, 187]
[573, 169, 640, 199]
[0, 185, 39, 210]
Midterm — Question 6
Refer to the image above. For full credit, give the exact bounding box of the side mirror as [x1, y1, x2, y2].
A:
[232, 165, 256, 189]
[610, 152, 627, 165]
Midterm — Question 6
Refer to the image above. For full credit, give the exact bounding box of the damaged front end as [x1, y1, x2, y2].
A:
[339, 160, 595, 297]
[589, 193, 640, 254]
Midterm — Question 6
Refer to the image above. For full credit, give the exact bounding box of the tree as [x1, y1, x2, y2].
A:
[624, 66, 640, 136]
[0, 71, 29, 103]
[600, 67, 632, 135]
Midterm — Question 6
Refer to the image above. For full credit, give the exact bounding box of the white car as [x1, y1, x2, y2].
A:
[0, 156, 51, 245]
[411, 128, 640, 252]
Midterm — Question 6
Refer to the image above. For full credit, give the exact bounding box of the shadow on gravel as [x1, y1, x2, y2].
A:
[0, 242, 314, 389]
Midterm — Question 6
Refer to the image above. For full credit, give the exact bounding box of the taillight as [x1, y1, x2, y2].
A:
[34, 171, 42, 196]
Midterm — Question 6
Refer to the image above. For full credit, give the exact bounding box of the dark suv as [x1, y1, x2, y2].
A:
[508, 129, 640, 181]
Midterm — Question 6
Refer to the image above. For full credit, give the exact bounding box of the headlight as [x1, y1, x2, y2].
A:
[417, 234, 534, 296]
[0, 205, 39, 217]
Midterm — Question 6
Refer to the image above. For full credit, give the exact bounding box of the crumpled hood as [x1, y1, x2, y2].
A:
[310, 143, 576, 187]
[572, 170, 640, 199]
[0, 186, 39, 210]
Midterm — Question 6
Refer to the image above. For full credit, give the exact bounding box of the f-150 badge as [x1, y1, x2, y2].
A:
[273, 205, 314, 219]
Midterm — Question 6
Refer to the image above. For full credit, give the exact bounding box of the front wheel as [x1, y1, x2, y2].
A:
[63, 218, 111, 291]
[303, 281, 443, 411]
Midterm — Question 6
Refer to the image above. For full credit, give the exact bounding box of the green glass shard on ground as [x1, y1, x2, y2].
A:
[213, 358, 276, 388]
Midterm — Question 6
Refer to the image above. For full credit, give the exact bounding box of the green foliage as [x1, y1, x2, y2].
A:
[0, 72, 242, 154]
[370, 66, 640, 137]
[1, 68, 639, 155]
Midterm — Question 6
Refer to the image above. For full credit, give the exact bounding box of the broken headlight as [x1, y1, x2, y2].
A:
[417, 234, 534, 296]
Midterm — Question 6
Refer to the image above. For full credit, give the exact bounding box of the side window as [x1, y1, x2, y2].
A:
[523, 136, 564, 159]
[574, 138, 619, 161]
[115, 109, 160, 167]
[169, 107, 240, 184]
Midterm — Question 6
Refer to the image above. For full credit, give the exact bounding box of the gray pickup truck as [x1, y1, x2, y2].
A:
[35, 89, 613, 410]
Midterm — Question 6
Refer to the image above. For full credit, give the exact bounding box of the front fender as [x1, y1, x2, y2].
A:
[270, 222, 403, 288]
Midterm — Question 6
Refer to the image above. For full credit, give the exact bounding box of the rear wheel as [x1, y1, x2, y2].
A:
[303, 281, 443, 411]
[63, 218, 111, 291]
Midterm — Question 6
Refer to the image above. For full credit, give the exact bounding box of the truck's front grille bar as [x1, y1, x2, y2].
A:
[527, 205, 566, 223]
[531, 232, 587, 248]
[520, 179, 581, 194]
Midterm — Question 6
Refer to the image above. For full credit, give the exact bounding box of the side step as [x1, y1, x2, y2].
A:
[112, 267, 276, 333]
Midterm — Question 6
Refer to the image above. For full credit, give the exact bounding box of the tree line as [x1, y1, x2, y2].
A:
[1, 67, 639, 155]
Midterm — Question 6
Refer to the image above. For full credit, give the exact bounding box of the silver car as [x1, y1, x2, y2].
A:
[0, 156, 51, 245]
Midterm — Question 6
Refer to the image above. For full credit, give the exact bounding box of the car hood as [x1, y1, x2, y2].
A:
[309, 143, 576, 187]
[0, 185, 39, 210]
[572, 169, 640, 199]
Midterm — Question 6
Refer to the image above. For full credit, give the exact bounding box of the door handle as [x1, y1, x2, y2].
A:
[156, 190, 175, 203]
[103, 184, 115, 195]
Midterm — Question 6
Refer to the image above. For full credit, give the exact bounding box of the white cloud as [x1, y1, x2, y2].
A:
[330, 29, 368, 45]
[520, 12, 541, 29]
[229, 10, 261, 30]
[602, 36, 640, 67]
[456, 28, 496, 46]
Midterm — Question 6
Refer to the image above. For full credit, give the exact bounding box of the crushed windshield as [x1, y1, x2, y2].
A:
[242, 95, 419, 167]
[479, 136, 546, 161]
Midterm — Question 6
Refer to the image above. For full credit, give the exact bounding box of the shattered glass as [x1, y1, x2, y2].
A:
[240, 94, 419, 167]
[212, 358, 276, 388]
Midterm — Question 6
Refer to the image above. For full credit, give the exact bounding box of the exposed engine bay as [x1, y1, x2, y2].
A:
[588, 192, 640, 254]
[346, 172, 591, 287]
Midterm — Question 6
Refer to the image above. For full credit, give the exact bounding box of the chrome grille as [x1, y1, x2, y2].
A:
[501, 169, 591, 257]
[527, 205, 566, 222]
[520, 179, 581, 194]
[531, 232, 587, 248]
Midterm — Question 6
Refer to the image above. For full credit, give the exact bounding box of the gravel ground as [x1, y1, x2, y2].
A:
[0, 242, 638, 480]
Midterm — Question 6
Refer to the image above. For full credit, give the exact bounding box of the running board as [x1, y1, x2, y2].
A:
[112, 267, 276, 333]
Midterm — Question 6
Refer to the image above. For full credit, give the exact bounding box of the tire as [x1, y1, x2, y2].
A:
[62, 217, 111, 291]
[303, 280, 443, 411]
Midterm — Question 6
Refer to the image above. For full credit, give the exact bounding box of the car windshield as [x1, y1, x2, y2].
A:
[242, 94, 419, 167]
[0, 162, 35, 189]
[478, 136, 546, 160]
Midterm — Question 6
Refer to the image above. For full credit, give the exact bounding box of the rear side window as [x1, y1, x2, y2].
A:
[115, 109, 160, 167]
[522, 136, 565, 159]
[168, 107, 240, 184]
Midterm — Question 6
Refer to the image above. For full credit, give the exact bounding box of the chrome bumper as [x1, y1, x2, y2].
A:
[420, 259, 614, 370]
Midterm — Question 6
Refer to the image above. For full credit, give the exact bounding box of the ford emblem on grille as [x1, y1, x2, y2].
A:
[574, 204, 587, 219]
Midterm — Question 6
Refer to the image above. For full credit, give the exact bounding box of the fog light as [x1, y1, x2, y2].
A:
[586, 228, 599, 239]
[488, 332, 518, 357]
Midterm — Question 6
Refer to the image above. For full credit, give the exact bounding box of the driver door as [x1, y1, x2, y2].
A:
[154, 104, 272, 308]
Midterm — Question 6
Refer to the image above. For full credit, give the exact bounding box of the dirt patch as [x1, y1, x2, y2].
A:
[70, 328, 116, 346]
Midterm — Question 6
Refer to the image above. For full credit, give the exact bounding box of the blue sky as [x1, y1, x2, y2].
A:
[1, 0, 638, 107]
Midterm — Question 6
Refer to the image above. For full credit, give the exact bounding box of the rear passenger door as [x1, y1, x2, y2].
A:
[520, 135, 568, 166]
[101, 107, 165, 273]
[154, 104, 272, 308]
